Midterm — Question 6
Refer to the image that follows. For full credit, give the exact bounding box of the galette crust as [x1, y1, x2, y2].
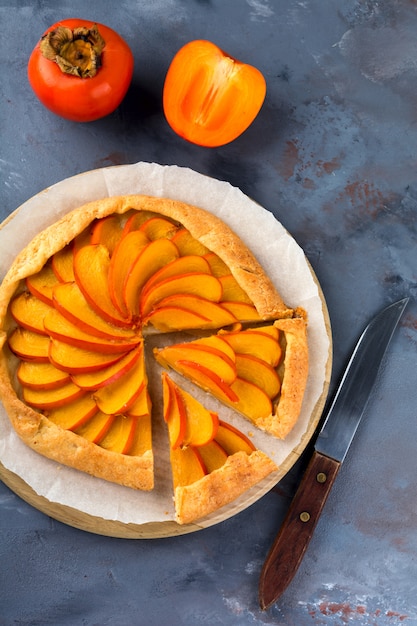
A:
[0, 350, 154, 490]
[0, 195, 292, 323]
[0, 194, 305, 519]
[255, 317, 309, 439]
[174, 450, 278, 525]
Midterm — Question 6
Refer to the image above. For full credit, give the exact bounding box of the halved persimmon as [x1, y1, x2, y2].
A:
[163, 40, 266, 147]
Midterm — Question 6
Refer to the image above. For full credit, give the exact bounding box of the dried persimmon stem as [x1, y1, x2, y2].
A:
[39, 24, 105, 78]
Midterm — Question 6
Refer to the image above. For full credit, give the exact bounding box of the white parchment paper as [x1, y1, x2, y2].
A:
[0, 162, 331, 528]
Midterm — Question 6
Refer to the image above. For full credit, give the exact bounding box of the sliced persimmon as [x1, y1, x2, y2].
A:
[74, 411, 115, 444]
[215, 420, 256, 455]
[8, 328, 50, 362]
[128, 414, 153, 456]
[10, 292, 53, 335]
[219, 274, 253, 303]
[155, 342, 236, 385]
[191, 335, 236, 362]
[221, 329, 282, 367]
[52, 282, 138, 340]
[162, 373, 186, 449]
[252, 324, 280, 341]
[170, 228, 210, 256]
[71, 345, 141, 390]
[147, 294, 236, 329]
[144, 306, 209, 332]
[122, 210, 159, 234]
[139, 216, 178, 240]
[22, 381, 85, 410]
[235, 353, 281, 399]
[179, 386, 219, 447]
[123, 238, 179, 317]
[43, 309, 140, 354]
[172, 360, 239, 404]
[108, 230, 150, 316]
[73, 244, 131, 327]
[51, 245, 75, 282]
[46, 394, 99, 430]
[17, 361, 71, 390]
[73, 227, 93, 254]
[90, 214, 124, 255]
[99, 414, 138, 454]
[126, 385, 152, 418]
[170, 445, 207, 488]
[140, 272, 223, 317]
[203, 252, 230, 277]
[220, 301, 261, 322]
[140, 255, 211, 296]
[230, 378, 272, 420]
[197, 439, 228, 472]
[26, 263, 59, 306]
[93, 348, 146, 415]
[49, 339, 127, 374]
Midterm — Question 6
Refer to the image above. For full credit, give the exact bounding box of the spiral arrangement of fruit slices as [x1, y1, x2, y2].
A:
[7, 209, 271, 460]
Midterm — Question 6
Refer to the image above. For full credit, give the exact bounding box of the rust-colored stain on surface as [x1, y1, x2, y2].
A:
[402, 312, 417, 332]
[319, 602, 366, 620]
[401, 312, 417, 347]
[341, 180, 385, 213]
[275, 138, 392, 220]
[319, 158, 341, 175]
[275, 139, 342, 185]
[324, 179, 392, 221]
[309, 601, 408, 623]
[278, 140, 300, 181]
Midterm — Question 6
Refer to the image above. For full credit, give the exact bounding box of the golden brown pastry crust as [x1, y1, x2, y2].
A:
[0, 347, 154, 490]
[174, 450, 278, 525]
[0, 195, 292, 323]
[255, 317, 309, 439]
[154, 316, 309, 441]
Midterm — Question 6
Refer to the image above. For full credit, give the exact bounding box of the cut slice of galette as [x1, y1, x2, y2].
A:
[162, 373, 277, 524]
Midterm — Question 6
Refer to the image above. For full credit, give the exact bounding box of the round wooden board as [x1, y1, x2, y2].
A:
[0, 461, 197, 538]
[0, 274, 331, 538]
[0, 164, 332, 538]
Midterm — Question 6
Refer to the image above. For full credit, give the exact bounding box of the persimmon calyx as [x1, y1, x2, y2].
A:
[39, 24, 105, 78]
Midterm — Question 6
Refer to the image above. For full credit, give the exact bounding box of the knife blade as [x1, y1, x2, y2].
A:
[259, 297, 409, 610]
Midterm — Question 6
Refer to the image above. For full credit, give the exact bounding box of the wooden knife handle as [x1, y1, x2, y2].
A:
[259, 450, 341, 610]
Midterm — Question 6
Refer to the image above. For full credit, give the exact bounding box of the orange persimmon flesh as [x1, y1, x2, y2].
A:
[163, 40, 266, 147]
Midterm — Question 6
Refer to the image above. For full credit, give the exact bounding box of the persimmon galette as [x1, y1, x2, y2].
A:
[0, 195, 308, 524]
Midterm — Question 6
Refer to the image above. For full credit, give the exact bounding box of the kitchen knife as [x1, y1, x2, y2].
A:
[259, 297, 409, 610]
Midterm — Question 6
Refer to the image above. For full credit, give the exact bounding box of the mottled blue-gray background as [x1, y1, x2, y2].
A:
[1, 1, 416, 624]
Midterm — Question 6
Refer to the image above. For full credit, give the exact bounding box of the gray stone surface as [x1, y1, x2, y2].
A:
[1, 1, 416, 624]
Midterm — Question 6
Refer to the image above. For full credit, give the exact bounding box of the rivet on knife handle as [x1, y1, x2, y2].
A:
[259, 450, 340, 610]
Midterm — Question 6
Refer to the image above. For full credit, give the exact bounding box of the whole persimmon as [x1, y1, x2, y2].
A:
[163, 40, 266, 147]
[28, 19, 134, 122]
